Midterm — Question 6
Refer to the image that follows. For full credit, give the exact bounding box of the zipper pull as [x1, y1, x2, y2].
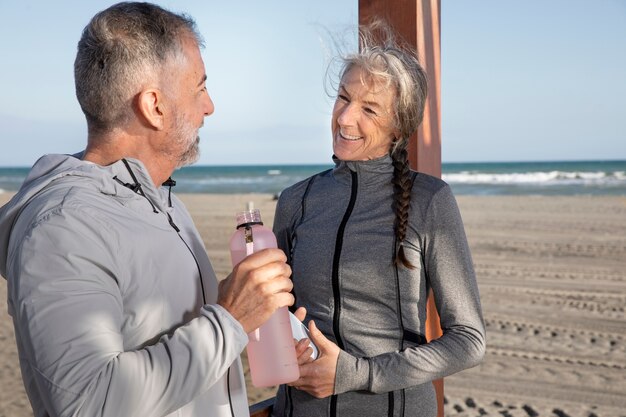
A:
[167, 213, 180, 232]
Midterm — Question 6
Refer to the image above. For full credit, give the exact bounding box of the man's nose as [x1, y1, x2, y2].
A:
[203, 92, 215, 117]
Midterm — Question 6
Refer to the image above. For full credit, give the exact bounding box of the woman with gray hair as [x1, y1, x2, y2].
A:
[272, 23, 486, 416]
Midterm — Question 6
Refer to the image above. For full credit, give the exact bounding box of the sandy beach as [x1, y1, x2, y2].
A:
[1, 192, 625, 417]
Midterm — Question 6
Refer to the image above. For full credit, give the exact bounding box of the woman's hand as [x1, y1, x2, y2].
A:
[288, 320, 340, 398]
[292, 307, 315, 365]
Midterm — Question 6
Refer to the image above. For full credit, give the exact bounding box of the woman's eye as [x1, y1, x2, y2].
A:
[338, 94, 349, 102]
[364, 107, 377, 116]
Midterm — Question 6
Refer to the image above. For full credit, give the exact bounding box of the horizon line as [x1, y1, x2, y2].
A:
[0, 158, 625, 169]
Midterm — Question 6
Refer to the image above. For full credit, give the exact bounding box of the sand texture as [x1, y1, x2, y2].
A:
[1, 193, 625, 417]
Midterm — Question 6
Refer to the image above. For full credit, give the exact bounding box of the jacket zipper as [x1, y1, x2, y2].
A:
[330, 170, 358, 416]
[171, 211, 238, 417]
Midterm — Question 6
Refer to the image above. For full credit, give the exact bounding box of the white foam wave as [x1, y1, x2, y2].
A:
[442, 171, 626, 186]
[187, 177, 269, 185]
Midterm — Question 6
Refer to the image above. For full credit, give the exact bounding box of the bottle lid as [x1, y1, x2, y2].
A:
[235, 209, 263, 228]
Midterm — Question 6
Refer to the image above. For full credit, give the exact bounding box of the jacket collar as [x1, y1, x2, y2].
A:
[103, 158, 170, 213]
[332, 154, 395, 186]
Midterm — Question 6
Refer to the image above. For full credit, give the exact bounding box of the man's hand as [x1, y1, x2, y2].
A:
[288, 320, 340, 398]
[217, 248, 293, 333]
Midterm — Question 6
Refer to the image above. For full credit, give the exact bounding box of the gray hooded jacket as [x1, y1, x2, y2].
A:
[272, 155, 485, 417]
[0, 154, 249, 417]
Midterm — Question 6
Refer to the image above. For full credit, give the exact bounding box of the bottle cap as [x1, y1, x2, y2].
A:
[235, 209, 263, 228]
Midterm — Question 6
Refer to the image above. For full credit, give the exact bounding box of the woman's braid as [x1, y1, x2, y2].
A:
[391, 140, 415, 269]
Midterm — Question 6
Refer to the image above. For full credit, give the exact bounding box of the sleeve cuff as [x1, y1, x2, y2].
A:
[201, 304, 248, 352]
[334, 350, 371, 394]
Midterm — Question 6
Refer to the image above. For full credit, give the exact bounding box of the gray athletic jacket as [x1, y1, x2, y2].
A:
[0, 154, 250, 417]
[272, 155, 485, 417]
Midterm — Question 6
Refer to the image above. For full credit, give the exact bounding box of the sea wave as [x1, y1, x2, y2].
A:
[442, 170, 626, 186]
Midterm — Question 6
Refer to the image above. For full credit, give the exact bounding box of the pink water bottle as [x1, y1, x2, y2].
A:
[229, 207, 300, 387]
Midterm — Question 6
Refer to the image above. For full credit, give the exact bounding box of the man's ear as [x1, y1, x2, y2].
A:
[137, 89, 165, 130]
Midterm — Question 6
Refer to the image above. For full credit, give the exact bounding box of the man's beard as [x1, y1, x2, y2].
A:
[173, 112, 201, 169]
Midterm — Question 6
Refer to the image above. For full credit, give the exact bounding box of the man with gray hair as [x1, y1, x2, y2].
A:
[0, 3, 293, 416]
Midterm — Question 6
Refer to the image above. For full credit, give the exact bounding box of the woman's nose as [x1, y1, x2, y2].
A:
[337, 103, 357, 126]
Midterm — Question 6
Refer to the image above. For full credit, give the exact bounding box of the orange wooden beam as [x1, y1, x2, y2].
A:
[359, 1, 444, 416]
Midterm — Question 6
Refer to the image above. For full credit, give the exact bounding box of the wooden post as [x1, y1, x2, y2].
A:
[359, 1, 444, 416]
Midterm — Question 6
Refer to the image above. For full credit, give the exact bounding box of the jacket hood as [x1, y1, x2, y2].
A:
[0, 153, 167, 278]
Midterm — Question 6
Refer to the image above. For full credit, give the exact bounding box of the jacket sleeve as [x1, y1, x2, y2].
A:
[334, 184, 486, 394]
[8, 207, 248, 417]
[272, 187, 301, 263]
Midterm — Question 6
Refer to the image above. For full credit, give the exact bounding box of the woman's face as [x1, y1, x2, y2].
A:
[332, 66, 399, 161]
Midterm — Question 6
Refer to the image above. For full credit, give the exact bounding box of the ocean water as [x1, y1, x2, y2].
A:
[0, 160, 625, 196]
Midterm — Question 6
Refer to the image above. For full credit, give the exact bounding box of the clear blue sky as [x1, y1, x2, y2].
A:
[0, 0, 624, 166]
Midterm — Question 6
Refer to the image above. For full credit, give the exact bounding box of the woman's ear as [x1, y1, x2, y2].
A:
[390, 135, 405, 156]
[393, 128, 402, 141]
[390, 137, 399, 155]
[137, 88, 165, 130]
